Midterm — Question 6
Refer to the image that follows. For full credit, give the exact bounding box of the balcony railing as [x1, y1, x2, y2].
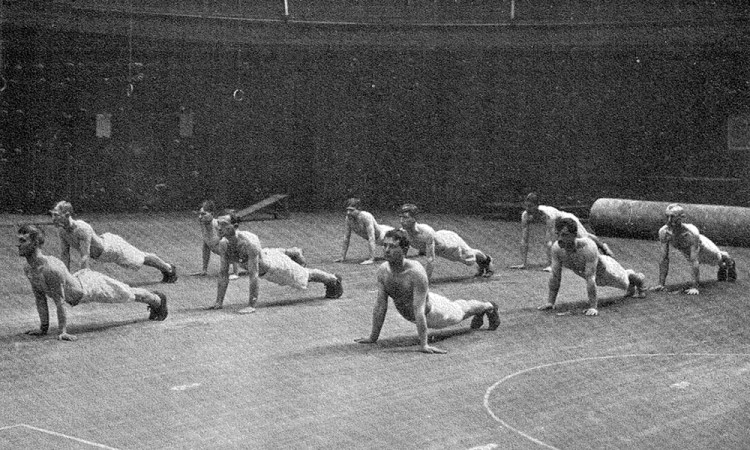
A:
[30, 0, 750, 26]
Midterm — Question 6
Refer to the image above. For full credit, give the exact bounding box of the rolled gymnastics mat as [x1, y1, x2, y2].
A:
[589, 198, 750, 247]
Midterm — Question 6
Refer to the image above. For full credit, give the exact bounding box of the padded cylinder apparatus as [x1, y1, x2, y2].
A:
[589, 198, 750, 247]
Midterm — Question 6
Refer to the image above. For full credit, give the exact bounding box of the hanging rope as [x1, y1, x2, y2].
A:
[232, 0, 244, 102]
[0, 0, 7, 94]
[126, 0, 134, 97]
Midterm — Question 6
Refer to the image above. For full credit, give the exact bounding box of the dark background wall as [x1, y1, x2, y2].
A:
[2, 24, 749, 214]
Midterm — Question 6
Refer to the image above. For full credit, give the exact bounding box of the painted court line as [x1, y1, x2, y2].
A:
[483, 352, 750, 450]
[0, 424, 119, 449]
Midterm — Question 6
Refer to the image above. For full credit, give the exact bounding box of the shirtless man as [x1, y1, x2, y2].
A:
[17, 224, 168, 342]
[193, 200, 240, 279]
[398, 204, 493, 280]
[206, 211, 343, 314]
[651, 203, 737, 295]
[50, 201, 178, 283]
[334, 198, 394, 265]
[511, 192, 613, 272]
[538, 217, 645, 316]
[356, 229, 499, 354]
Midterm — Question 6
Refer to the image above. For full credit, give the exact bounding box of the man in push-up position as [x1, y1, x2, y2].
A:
[50, 200, 178, 283]
[17, 224, 167, 342]
[356, 229, 499, 354]
[651, 203, 736, 295]
[538, 217, 645, 316]
[206, 211, 342, 314]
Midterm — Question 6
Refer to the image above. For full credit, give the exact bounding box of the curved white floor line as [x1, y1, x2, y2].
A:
[483, 352, 750, 449]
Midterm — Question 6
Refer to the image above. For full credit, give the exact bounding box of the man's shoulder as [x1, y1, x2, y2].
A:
[682, 223, 701, 236]
[73, 218, 94, 230]
[415, 223, 436, 235]
[579, 237, 600, 255]
[237, 230, 260, 241]
[71, 219, 95, 236]
[403, 259, 428, 277]
[539, 205, 561, 217]
[658, 225, 670, 241]
[36, 255, 67, 274]
[237, 232, 262, 252]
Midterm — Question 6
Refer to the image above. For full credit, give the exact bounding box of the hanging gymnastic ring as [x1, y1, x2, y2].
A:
[233, 88, 244, 102]
[126, 83, 134, 97]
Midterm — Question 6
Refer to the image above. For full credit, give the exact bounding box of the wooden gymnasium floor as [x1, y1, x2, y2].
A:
[1, 210, 750, 449]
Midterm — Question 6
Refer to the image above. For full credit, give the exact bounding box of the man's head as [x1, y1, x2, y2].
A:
[398, 203, 418, 228]
[383, 228, 410, 264]
[665, 204, 686, 228]
[198, 200, 217, 223]
[17, 223, 44, 257]
[523, 192, 540, 215]
[50, 201, 73, 227]
[555, 217, 579, 250]
[345, 198, 361, 218]
[216, 209, 240, 239]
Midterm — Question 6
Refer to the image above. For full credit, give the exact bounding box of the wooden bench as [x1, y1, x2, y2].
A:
[236, 194, 290, 222]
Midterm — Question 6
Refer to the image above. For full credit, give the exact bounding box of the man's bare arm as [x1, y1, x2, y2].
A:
[78, 228, 94, 270]
[245, 252, 260, 309]
[540, 247, 563, 310]
[46, 271, 75, 341]
[200, 242, 211, 274]
[653, 242, 671, 290]
[410, 269, 445, 354]
[60, 234, 71, 269]
[687, 240, 701, 294]
[208, 252, 231, 309]
[424, 235, 436, 280]
[336, 221, 353, 262]
[583, 253, 599, 315]
[356, 274, 389, 344]
[511, 213, 531, 269]
[363, 221, 379, 264]
[26, 288, 50, 336]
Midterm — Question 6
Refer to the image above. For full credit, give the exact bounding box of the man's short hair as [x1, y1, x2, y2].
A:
[221, 209, 241, 226]
[399, 203, 419, 217]
[201, 200, 216, 213]
[555, 217, 578, 235]
[665, 204, 686, 218]
[385, 228, 410, 250]
[525, 192, 539, 206]
[18, 223, 45, 247]
[50, 200, 73, 216]
[345, 198, 361, 209]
